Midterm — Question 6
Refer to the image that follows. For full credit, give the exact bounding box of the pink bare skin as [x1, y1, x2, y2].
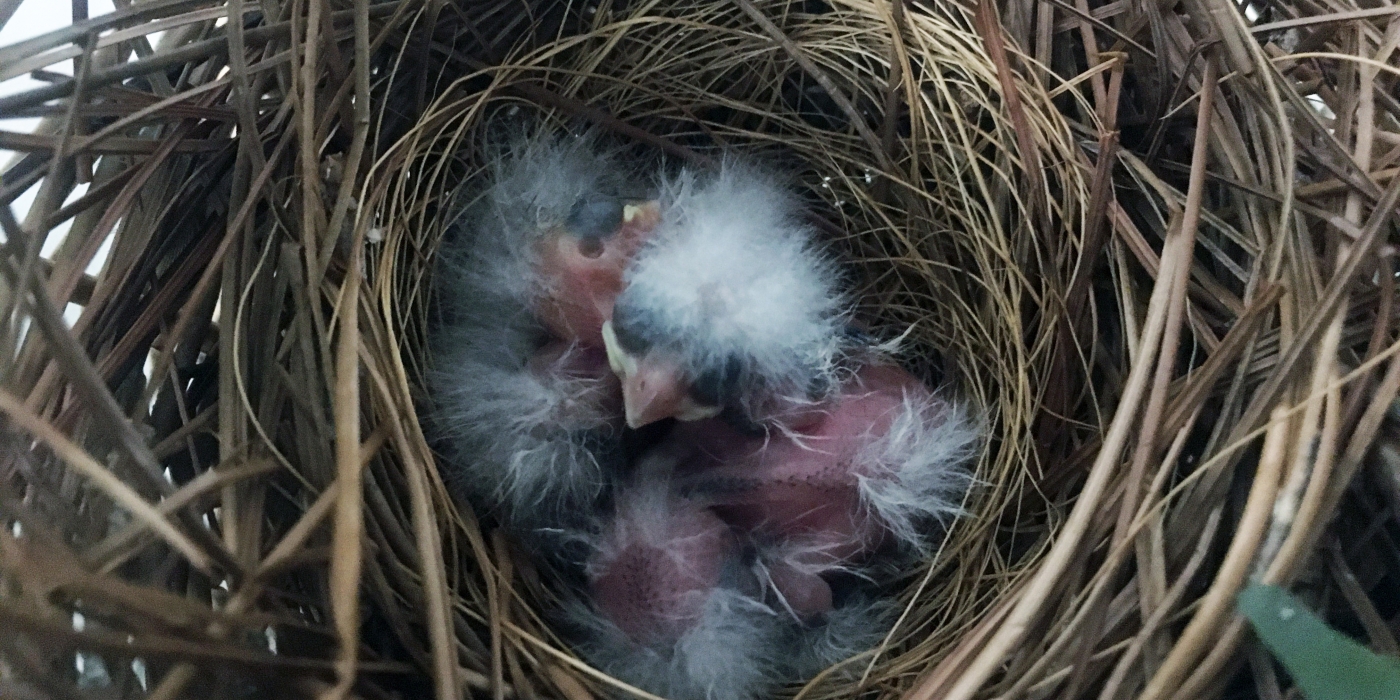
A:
[525, 203, 660, 424]
[618, 353, 717, 429]
[665, 363, 935, 617]
[534, 203, 661, 347]
[589, 494, 738, 645]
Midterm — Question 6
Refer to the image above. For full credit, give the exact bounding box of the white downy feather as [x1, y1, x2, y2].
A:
[430, 318, 619, 521]
[617, 158, 850, 413]
[436, 128, 640, 327]
[572, 476, 790, 700]
[855, 391, 979, 555]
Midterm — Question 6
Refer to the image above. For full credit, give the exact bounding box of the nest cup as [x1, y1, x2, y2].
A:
[374, 1, 1085, 694]
[2, 0, 1398, 698]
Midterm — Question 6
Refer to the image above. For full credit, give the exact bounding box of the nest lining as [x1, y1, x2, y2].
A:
[0, 0, 1397, 699]
[376, 1, 1085, 696]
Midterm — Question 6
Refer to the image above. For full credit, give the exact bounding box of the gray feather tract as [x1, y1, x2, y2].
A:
[429, 130, 643, 530]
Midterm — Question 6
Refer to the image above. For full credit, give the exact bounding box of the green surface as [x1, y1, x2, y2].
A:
[1238, 583, 1400, 700]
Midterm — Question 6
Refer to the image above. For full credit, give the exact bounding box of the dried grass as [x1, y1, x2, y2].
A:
[0, 0, 1397, 699]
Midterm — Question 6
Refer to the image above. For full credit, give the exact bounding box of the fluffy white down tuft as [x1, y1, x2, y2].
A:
[855, 392, 980, 554]
[620, 159, 848, 401]
[585, 476, 711, 577]
[567, 588, 902, 699]
[564, 588, 787, 700]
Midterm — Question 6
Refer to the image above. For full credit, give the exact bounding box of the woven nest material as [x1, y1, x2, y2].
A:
[1, 0, 1398, 699]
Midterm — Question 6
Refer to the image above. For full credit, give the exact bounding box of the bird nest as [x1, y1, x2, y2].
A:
[1, 0, 1398, 699]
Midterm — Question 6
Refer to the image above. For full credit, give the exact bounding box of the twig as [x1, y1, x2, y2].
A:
[0, 389, 213, 572]
[973, 0, 1047, 225]
[325, 135, 367, 700]
[1116, 55, 1219, 545]
[1137, 406, 1290, 700]
[730, 0, 888, 168]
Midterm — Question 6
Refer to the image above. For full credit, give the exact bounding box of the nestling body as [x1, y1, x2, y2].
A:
[430, 129, 659, 530]
[433, 143, 978, 700]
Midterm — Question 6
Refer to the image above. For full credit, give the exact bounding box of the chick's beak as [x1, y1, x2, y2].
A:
[622, 361, 688, 429]
[602, 322, 719, 428]
[617, 200, 661, 245]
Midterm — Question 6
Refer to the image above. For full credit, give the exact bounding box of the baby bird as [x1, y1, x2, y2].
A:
[446, 130, 661, 348]
[569, 480, 788, 700]
[431, 130, 660, 530]
[571, 451, 909, 699]
[535, 192, 662, 347]
[602, 159, 850, 431]
[664, 362, 978, 619]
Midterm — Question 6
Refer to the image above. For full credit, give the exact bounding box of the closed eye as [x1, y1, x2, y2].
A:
[609, 309, 653, 356]
[566, 193, 625, 240]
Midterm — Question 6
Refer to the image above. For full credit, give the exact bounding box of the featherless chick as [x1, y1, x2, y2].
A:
[570, 417, 925, 700]
[566, 477, 790, 700]
[663, 362, 978, 620]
